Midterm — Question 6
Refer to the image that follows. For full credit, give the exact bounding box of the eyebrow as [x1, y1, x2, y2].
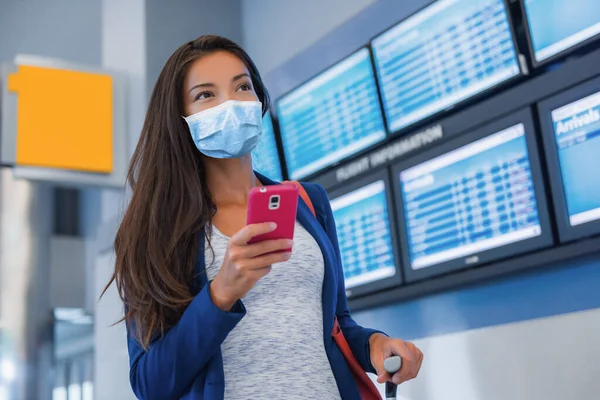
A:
[188, 73, 251, 93]
[232, 73, 251, 82]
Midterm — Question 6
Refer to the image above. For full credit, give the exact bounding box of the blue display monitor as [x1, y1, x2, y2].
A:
[329, 170, 402, 297]
[522, 0, 600, 66]
[372, 0, 521, 134]
[276, 48, 386, 180]
[392, 109, 552, 282]
[538, 76, 600, 242]
[253, 113, 283, 182]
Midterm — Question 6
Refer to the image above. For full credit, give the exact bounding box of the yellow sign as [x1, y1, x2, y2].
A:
[7, 65, 113, 173]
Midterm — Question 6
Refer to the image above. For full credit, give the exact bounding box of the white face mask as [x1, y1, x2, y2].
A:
[184, 100, 263, 158]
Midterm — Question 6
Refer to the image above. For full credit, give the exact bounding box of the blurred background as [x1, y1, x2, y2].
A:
[1, 0, 599, 399]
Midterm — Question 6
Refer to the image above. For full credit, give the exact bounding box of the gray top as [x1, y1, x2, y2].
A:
[205, 221, 342, 400]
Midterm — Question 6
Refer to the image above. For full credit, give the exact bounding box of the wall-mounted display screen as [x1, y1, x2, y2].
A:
[538, 77, 600, 242]
[329, 171, 402, 296]
[254, 113, 283, 182]
[551, 92, 600, 226]
[276, 48, 386, 180]
[393, 109, 552, 281]
[522, 0, 600, 65]
[372, 0, 521, 134]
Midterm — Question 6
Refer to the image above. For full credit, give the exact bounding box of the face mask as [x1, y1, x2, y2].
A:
[184, 100, 263, 159]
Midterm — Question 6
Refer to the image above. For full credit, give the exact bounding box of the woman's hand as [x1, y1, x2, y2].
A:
[210, 222, 292, 311]
[369, 333, 423, 385]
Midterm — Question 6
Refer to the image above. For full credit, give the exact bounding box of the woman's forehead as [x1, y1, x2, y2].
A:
[185, 51, 249, 87]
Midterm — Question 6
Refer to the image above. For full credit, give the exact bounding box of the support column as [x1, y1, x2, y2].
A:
[0, 168, 53, 400]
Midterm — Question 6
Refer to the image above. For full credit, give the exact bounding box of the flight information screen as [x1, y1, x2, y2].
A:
[524, 0, 600, 63]
[551, 91, 600, 226]
[253, 114, 283, 182]
[400, 124, 542, 270]
[330, 180, 397, 289]
[372, 0, 520, 133]
[277, 48, 386, 180]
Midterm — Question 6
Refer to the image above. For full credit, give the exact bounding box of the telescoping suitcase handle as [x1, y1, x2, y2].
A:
[384, 356, 402, 400]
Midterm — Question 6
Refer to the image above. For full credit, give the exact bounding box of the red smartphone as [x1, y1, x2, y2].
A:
[246, 184, 298, 248]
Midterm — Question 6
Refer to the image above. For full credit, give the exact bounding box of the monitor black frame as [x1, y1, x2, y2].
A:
[370, 0, 524, 137]
[537, 75, 600, 243]
[391, 107, 554, 282]
[327, 168, 403, 298]
[274, 45, 388, 181]
[519, 0, 600, 68]
[255, 110, 286, 181]
[256, 111, 285, 182]
[268, 109, 290, 181]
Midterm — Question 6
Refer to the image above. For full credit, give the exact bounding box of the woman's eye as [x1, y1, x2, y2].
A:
[195, 91, 213, 101]
[238, 83, 252, 92]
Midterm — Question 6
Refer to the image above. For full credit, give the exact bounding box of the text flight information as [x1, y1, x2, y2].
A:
[372, 0, 520, 133]
[400, 124, 542, 270]
[331, 181, 397, 289]
[254, 114, 283, 182]
[277, 48, 386, 180]
[524, 0, 600, 63]
[551, 90, 600, 226]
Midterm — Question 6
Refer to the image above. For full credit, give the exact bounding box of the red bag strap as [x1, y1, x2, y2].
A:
[333, 317, 382, 399]
[284, 180, 316, 217]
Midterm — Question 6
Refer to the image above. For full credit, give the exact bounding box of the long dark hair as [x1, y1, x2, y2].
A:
[104, 35, 270, 350]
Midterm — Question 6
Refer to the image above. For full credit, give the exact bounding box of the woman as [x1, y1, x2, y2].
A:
[108, 35, 423, 400]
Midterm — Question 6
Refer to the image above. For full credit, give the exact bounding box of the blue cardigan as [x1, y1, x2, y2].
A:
[126, 175, 383, 399]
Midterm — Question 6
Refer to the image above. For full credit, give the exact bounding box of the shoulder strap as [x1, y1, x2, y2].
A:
[285, 180, 316, 217]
